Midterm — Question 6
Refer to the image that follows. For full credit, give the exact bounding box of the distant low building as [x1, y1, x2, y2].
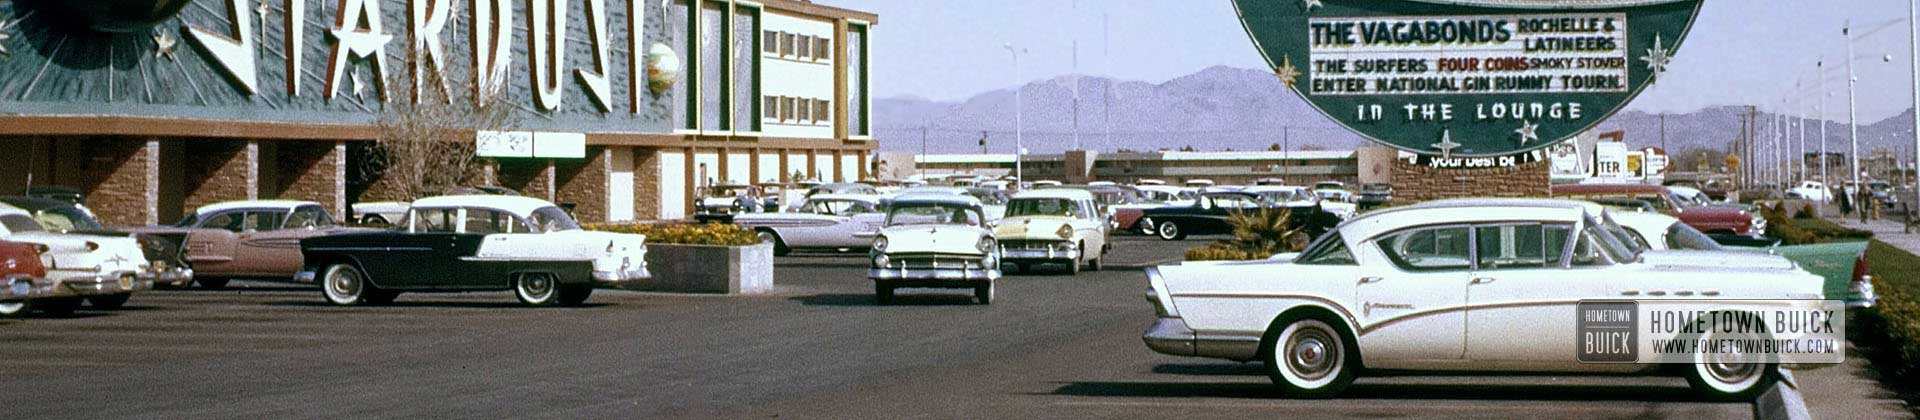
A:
[907, 149, 1389, 186]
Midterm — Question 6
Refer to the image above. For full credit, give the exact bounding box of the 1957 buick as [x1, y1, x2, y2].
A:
[299, 196, 650, 307]
[1144, 199, 1828, 400]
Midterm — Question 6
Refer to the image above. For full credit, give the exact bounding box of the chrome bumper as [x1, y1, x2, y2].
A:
[1143, 317, 1260, 361]
[593, 266, 653, 284]
[1000, 247, 1080, 261]
[1, 276, 47, 302]
[145, 266, 194, 286]
[868, 267, 1001, 282]
[51, 271, 152, 297]
[294, 270, 317, 284]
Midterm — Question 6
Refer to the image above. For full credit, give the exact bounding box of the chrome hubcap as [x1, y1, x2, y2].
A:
[1706, 348, 1758, 385]
[1287, 328, 1337, 381]
[328, 269, 360, 299]
[523, 276, 554, 300]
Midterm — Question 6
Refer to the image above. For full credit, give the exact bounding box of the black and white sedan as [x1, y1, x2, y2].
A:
[298, 196, 650, 306]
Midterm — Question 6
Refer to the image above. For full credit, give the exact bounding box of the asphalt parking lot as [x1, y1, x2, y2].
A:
[0, 235, 1752, 419]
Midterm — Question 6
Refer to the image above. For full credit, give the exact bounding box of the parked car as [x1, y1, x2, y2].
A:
[0, 204, 151, 314]
[0, 239, 50, 316]
[1143, 198, 1825, 400]
[995, 189, 1110, 274]
[804, 182, 880, 200]
[1610, 211, 1875, 308]
[967, 188, 1012, 222]
[0, 196, 193, 288]
[1551, 184, 1760, 236]
[299, 195, 650, 306]
[24, 186, 85, 206]
[1667, 186, 1755, 212]
[1356, 183, 1393, 210]
[867, 194, 1000, 305]
[1311, 181, 1346, 191]
[127, 200, 360, 288]
[734, 194, 886, 256]
[1139, 191, 1339, 241]
[1787, 181, 1833, 203]
[694, 184, 767, 222]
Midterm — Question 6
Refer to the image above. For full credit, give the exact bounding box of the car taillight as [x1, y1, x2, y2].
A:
[1853, 253, 1871, 285]
[85, 241, 100, 251]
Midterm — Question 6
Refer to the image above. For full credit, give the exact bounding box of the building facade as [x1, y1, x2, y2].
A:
[910, 149, 1387, 187]
[0, 0, 875, 225]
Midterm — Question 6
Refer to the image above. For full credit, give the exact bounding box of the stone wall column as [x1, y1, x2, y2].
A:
[81, 138, 160, 226]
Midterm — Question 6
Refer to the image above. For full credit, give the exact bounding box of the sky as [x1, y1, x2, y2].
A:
[827, 0, 1920, 123]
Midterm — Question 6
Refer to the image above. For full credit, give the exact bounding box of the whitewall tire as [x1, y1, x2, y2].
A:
[322, 264, 370, 306]
[1263, 317, 1357, 398]
[515, 273, 561, 306]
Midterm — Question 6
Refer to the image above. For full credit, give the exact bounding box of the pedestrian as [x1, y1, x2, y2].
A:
[1838, 185, 1854, 217]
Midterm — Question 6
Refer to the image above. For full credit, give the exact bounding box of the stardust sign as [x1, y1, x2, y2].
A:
[1235, 0, 1703, 158]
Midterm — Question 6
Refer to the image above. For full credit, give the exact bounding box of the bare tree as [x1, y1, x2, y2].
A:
[368, 59, 516, 201]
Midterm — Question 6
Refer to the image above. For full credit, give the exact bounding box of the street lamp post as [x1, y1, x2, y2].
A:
[1820, 59, 1830, 186]
[1003, 43, 1026, 187]
[1847, 21, 1862, 196]
[1910, 0, 1920, 189]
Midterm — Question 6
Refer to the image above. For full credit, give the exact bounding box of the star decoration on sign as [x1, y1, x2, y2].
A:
[1431, 129, 1462, 159]
[1514, 120, 1540, 145]
[1274, 56, 1301, 89]
[1640, 34, 1673, 83]
[154, 30, 178, 61]
[255, 1, 271, 22]
[0, 23, 12, 56]
[1302, 0, 1324, 12]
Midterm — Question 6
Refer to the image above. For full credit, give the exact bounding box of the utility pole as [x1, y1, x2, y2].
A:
[919, 126, 928, 178]
[1003, 44, 1025, 186]
[1659, 113, 1666, 153]
[1820, 59, 1830, 185]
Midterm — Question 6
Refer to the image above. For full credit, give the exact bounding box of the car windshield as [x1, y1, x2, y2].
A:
[1256, 190, 1310, 203]
[1138, 190, 1178, 202]
[807, 199, 875, 216]
[886, 203, 983, 227]
[707, 186, 750, 197]
[34, 207, 105, 231]
[529, 207, 581, 232]
[1005, 198, 1083, 218]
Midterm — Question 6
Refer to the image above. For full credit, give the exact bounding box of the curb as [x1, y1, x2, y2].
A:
[1753, 370, 1811, 420]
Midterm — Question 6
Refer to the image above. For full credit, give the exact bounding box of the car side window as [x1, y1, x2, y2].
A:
[414, 208, 458, 233]
[285, 206, 333, 229]
[242, 211, 285, 232]
[1296, 233, 1356, 266]
[199, 211, 244, 232]
[1569, 229, 1608, 267]
[1375, 226, 1473, 271]
[1473, 224, 1571, 270]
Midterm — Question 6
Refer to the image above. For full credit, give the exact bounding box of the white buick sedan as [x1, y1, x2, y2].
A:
[1143, 198, 1826, 400]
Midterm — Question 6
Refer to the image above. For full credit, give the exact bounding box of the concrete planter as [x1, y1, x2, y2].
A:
[638, 242, 774, 294]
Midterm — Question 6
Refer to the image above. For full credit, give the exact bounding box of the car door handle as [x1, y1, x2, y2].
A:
[1358, 277, 1383, 285]
[1621, 290, 1641, 296]
[1700, 290, 1720, 296]
[1471, 277, 1496, 285]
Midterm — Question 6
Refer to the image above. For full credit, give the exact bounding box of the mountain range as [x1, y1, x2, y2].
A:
[874, 65, 1919, 163]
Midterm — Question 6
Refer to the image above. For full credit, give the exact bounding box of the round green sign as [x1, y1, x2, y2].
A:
[1236, 0, 1703, 158]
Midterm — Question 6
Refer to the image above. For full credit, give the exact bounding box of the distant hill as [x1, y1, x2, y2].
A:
[875, 66, 1918, 160]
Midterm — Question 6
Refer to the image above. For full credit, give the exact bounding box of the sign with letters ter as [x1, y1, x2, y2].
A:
[1234, 0, 1703, 158]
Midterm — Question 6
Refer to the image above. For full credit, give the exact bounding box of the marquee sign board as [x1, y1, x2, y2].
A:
[1234, 0, 1703, 158]
[0, 0, 675, 134]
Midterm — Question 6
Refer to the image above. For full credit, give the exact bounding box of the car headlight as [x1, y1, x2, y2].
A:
[873, 236, 888, 253]
[872, 253, 890, 268]
[977, 237, 996, 253]
[1056, 225, 1073, 239]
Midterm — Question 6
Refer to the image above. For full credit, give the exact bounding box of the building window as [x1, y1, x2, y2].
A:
[847, 23, 870, 136]
[669, 0, 694, 131]
[733, 4, 761, 132]
[762, 31, 778, 54]
[780, 32, 794, 56]
[784, 97, 798, 122]
[764, 95, 781, 123]
[815, 37, 832, 62]
[815, 99, 831, 125]
[699, 0, 729, 131]
[797, 35, 812, 60]
[798, 98, 812, 122]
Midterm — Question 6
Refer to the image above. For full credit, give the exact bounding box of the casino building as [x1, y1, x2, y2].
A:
[0, 0, 877, 225]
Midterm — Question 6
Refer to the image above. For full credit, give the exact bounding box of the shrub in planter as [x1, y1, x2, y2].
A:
[1184, 208, 1310, 262]
[584, 222, 759, 246]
